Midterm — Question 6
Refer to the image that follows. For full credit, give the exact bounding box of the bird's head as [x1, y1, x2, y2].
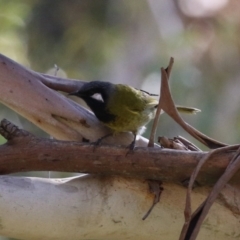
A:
[69, 81, 115, 102]
[69, 81, 116, 123]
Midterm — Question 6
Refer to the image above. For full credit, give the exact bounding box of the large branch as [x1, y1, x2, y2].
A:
[0, 119, 236, 185]
[1, 175, 239, 240]
[0, 54, 149, 146]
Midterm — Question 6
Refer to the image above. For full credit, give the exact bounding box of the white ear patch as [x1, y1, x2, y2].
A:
[91, 93, 104, 102]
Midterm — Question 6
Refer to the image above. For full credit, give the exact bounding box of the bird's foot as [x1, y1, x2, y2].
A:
[125, 140, 135, 156]
[128, 140, 135, 151]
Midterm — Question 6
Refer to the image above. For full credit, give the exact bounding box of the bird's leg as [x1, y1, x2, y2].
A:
[93, 133, 113, 147]
[126, 132, 137, 156]
[93, 131, 137, 153]
[128, 133, 137, 150]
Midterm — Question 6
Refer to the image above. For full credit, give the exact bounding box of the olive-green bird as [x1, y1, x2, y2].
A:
[69, 81, 200, 147]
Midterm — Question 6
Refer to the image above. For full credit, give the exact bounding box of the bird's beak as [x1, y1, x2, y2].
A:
[68, 91, 78, 96]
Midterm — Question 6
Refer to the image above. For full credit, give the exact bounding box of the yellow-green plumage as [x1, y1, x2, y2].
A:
[105, 84, 158, 134]
[69, 81, 200, 144]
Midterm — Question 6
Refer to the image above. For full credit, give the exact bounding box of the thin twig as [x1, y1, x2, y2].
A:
[148, 58, 174, 147]
[179, 144, 240, 240]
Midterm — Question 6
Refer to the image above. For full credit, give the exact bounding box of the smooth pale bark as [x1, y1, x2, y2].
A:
[0, 175, 239, 240]
[0, 54, 149, 146]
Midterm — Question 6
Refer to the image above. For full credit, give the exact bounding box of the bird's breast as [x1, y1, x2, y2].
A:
[105, 106, 156, 133]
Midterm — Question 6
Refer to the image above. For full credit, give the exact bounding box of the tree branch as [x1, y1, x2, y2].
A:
[0, 119, 236, 185]
[0, 54, 150, 146]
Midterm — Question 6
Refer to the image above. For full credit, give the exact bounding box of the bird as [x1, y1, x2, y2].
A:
[69, 81, 200, 148]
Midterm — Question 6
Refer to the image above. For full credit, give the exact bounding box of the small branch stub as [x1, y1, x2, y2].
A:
[0, 119, 33, 141]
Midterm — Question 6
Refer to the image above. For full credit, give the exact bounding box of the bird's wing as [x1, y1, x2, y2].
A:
[122, 105, 140, 115]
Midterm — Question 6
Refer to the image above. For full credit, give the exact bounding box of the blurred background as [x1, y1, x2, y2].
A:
[0, 0, 239, 238]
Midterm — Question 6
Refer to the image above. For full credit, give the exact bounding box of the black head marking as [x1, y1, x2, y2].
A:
[70, 81, 114, 102]
[69, 81, 116, 123]
[80, 95, 115, 123]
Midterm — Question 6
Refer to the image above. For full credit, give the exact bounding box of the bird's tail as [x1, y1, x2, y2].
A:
[176, 105, 201, 114]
